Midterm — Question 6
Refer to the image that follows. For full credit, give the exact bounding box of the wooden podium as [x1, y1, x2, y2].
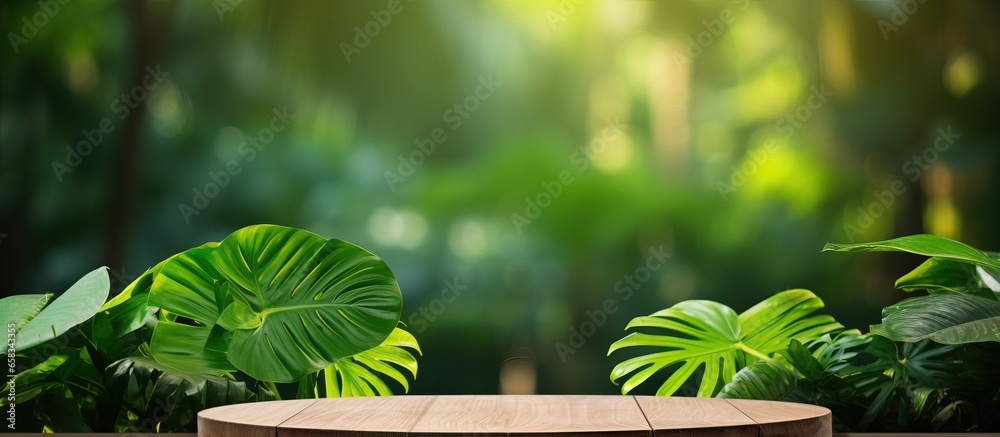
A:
[198, 395, 831, 436]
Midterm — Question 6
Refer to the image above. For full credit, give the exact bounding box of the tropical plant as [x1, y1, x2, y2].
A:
[1, 224, 420, 432]
[610, 233, 1000, 432]
[607, 289, 842, 397]
[824, 234, 1000, 344]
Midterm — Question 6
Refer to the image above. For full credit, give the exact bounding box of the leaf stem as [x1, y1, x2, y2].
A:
[738, 343, 772, 361]
[263, 380, 282, 400]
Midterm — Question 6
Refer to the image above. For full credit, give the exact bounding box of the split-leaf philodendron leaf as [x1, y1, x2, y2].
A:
[323, 326, 421, 397]
[608, 289, 841, 397]
[148, 224, 402, 382]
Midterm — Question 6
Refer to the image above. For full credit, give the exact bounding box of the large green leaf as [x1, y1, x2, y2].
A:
[145, 243, 253, 376]
[0, 293, 52, 335]
[739, 288, 844, 352]
[10, 267, 110, 353]
[148, 321, 236, 375]
[823, 234, 1000, 273]
[149, 243, 226, 324]
[149, 225, 403, 382]
[896, 258, 991, 295]
[322, 327, 421, 397]
[608, 289, 841, 397]
[871, 294, 1000, 344]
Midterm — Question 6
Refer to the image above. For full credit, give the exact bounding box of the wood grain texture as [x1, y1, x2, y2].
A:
[408, 395, 511, 437]
[635, 396, 757, 437]
[197, 396, 835, 437]
[725, 398, 832, 437]
[198, 399, 317, 437]
[281, 396, 434, 437]
[503, 395, 650, 437]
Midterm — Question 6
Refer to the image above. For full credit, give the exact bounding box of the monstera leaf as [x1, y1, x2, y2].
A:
[322, 327, 421, 397]
[148, 225, 402, 382]
[150, 243, 226, 324]
[608, 289, 841, 397]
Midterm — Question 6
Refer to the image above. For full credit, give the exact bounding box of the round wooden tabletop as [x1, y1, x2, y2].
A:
[198, 395, 831, 437]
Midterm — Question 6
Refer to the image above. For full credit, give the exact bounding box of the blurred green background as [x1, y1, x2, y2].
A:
[2, 0, 999, 396]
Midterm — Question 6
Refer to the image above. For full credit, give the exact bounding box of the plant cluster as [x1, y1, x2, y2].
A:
[2, 225, 420, 432]
[609, 234, 1000, 432]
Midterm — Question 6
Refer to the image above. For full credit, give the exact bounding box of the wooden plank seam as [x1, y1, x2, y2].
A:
[273, 399, 322, 437]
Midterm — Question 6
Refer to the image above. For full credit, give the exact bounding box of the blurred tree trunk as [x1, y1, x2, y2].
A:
[104, 0, 170, 286]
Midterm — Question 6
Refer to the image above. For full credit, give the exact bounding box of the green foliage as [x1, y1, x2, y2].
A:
[4, 347, 103, 410]
[717, 331, 871, 407]
[612, 233, 1000, 432]
[716, 358, 805, 402]
[4, 267, 109, 353]
[825, 234, 1000, 344]
[3, 225, 419, 432]
[0, 294, 52, 337]
[149, 225, 403, 382]
[322, 327, 422, 397]
[103, 356, 270, 431]
[608, 289, 841, 397]
[895, 257, 997, 296]
[822, 234, 1000, 272]
[718, 332, 990, 432]
[872, 294, 1000, 343]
